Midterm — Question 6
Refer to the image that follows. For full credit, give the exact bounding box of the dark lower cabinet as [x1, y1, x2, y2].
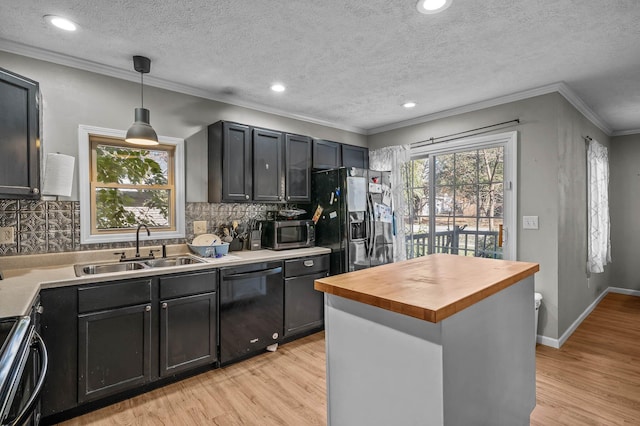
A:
[40, 271, 218, 423]
[283, 255, 330, 336]
[78, 303, 152, 403]
[160, 292, 217, 377]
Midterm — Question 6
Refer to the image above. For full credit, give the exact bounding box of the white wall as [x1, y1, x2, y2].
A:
[0, 51, 367, 202]
[369, 93, 611, 340]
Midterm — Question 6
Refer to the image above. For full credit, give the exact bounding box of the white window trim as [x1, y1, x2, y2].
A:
[410, 130, 518, 261]
[78, 124, 186, 244]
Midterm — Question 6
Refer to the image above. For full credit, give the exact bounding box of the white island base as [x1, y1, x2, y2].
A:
[324, 276, 535, 426]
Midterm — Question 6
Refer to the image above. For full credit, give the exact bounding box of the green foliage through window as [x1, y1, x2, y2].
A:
[94, 143, 172, 230]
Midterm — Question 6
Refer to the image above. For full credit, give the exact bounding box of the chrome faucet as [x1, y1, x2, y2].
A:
[135, 223, 150, 258]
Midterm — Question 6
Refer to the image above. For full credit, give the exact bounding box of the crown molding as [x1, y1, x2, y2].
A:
[611, 129, 640, 137]
[367, 82, 613, 136]
[0, 39, 615, 138]
[0, 39, 366, 135]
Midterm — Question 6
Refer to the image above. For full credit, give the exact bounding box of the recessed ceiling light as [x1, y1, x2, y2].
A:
[403, 101, 417, 109]
[271, 83, 286, 92]
[45, 15, 77, 31]
[416, 0, 452, 14]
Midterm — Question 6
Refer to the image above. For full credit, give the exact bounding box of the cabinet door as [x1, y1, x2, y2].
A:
[209, 121, 252, 202]
[284, 271, 328, 336]
[342, 144, 369, 169]
[0, 68, 40, 199]
[160, 292, 217, 377]
[78, 303, 152, 403]
[40, 287, 78, 417]
[253, 128, 283, 202]
[285, 134, 312, 202]
[313, 139, 341, 169]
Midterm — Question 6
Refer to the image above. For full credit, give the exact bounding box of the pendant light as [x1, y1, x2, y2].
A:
[125, 55, 158, 146]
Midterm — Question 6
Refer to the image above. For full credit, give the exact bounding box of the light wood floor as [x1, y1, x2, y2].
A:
[60, 293, 640, 425]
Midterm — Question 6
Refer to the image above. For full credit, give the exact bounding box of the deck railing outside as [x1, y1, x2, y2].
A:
[406, 228, 501, 259]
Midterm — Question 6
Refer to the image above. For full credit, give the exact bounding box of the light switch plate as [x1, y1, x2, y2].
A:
[193, 221, 207, 235]
[0, 227, 15, 244]
[522, 216, 539, 230]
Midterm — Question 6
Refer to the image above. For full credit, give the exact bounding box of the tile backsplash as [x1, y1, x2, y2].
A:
[0, 200, 286, 256]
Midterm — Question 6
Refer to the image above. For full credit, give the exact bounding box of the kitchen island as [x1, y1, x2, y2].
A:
[314, 254, 539, 426]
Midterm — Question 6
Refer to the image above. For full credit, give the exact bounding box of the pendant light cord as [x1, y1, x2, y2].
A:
[140, 72, 144, 109]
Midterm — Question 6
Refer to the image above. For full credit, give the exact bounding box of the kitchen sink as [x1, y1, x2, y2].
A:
[73, 255, 206, 277]
[74, 261, 148, 276]
[144, 256, 205, 268]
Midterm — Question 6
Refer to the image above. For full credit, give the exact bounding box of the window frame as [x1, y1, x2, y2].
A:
[407, 131, 517, 261]
[78, 124, 185, 244]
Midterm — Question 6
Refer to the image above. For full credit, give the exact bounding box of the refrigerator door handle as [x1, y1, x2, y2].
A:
[367, 194, 376, 258]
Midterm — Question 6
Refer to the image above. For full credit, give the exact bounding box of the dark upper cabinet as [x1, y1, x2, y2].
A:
[342, 144, 369, 169]
[208, 121, 252, 202]
[0, 67, 40, 199]
[252, 127, 284, 202]
[285, 134, 312, 202]
[312, 139, 341, 169]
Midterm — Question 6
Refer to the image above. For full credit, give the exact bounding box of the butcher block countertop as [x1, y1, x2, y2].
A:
[314, 254, 539, 323]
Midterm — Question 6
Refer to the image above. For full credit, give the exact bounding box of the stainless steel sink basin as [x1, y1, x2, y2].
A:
[74, 261, 148, 276]
[144, 256, 205, 268]
[73, 255, 205, 277]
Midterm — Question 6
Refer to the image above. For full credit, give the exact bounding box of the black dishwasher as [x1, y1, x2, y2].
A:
[219, 261, 283, 365]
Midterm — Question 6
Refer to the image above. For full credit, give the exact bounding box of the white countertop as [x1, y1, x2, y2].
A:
[0, 245, 331, 318]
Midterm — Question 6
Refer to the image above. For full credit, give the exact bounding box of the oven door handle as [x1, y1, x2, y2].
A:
[7, 331, 49, 426]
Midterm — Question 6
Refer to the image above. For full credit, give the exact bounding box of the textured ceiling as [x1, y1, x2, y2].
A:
[1, 0, 639, 134]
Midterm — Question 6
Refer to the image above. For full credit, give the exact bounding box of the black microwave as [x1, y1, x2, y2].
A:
[261, 220, 315, 250]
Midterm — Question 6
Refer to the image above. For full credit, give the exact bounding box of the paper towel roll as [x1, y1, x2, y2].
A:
[42, 153, 75, 197]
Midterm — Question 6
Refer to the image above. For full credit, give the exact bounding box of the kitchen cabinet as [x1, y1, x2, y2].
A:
[0, 67, 40, 199]
[283, 254, 329, 336]
[341, 144, 369, 169]
[40, 270, 218, 422]
[158, 271, 217, 377]
[77, 279, 152, 403]
[252, 127, 284, 202]
[285, 134, 312, 202]
[312, 139, 341, 170]
[208, 121, 252, 202]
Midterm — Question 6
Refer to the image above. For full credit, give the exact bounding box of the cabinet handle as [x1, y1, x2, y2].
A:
[162, 302, 168, 309]
[31, 187, 40, 194]
[145, 305, 151, 312]
[245, 194, 250, 200]
[287, 196, 291, 200]
[303, 260, 314, 267]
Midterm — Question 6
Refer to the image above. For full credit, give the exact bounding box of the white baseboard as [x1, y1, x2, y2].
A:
[536, 286, 640, 348]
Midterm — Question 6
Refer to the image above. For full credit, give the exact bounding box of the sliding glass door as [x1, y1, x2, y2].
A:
[403, 132, 517, 261]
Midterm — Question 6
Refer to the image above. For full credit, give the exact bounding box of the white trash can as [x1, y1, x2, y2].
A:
[534, 292, 543, 341]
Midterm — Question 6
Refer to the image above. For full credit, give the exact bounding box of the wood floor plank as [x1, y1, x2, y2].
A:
[59, 293, 640, 425]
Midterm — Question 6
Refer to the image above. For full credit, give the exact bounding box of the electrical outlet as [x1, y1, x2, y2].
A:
[522, 216, 539, 230]
[0, 227, 15, 244]
[193, 221, 207, 235]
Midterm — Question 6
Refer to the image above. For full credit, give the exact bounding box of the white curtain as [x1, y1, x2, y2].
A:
[587, 139, 611, 273]
[370, 145, 410, 262]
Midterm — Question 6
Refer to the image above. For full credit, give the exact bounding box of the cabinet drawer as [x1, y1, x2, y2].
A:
[284, 255, 330, 278]
[78, 279, 152, 314]
[159, 270, 217, 299]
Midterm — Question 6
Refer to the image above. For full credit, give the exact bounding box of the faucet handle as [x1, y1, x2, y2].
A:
[149, 249, 160, 259]
[114, 251, 127, 261]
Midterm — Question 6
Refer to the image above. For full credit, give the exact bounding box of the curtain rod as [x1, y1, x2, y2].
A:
[411, 119, 520, 148]
[584, 136, 593, 144]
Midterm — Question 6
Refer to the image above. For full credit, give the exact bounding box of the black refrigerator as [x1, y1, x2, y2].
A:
[311, 167, 394, 275]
